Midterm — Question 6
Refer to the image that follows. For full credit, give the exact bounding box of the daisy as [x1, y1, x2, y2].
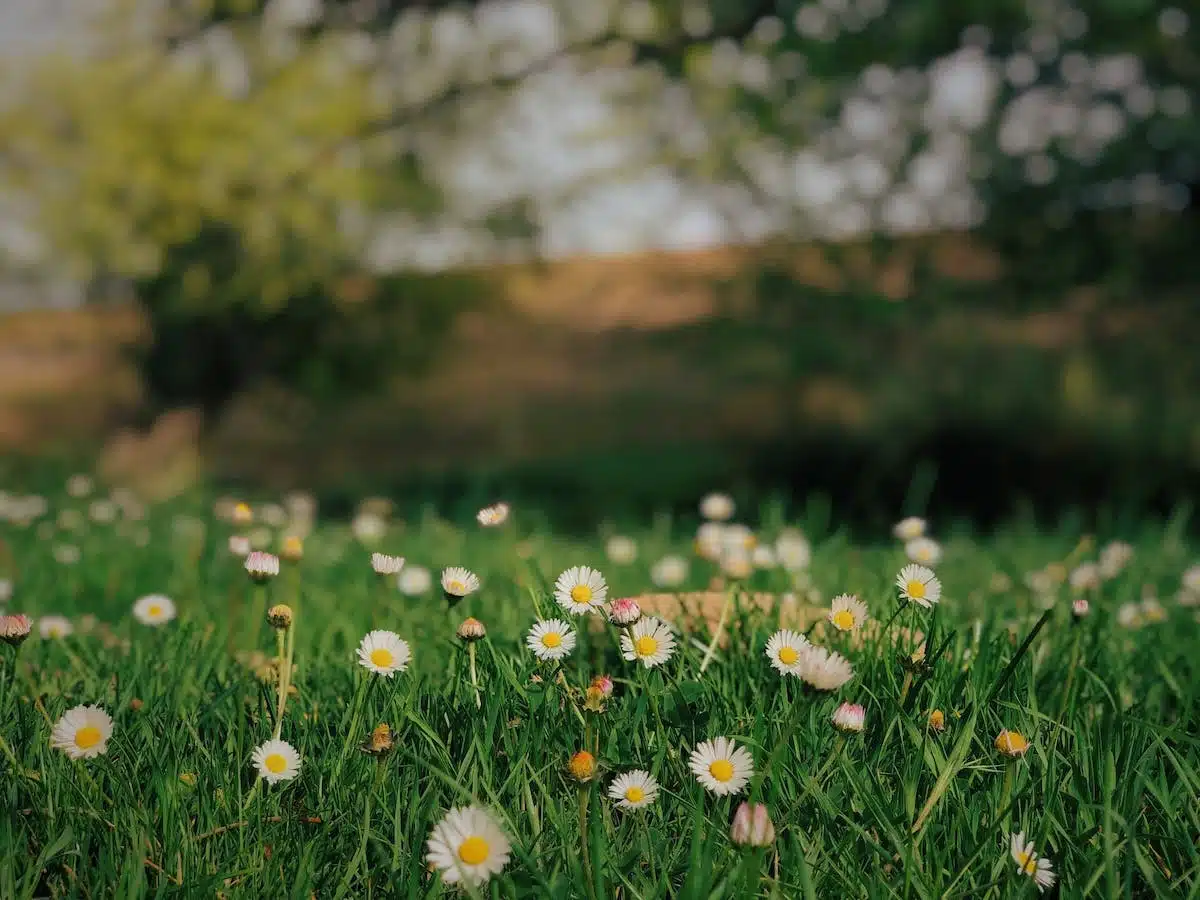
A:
[1099, 541, 1133, 579]
[774, 529, 811, 571]
[39, 616, 73, 639]
[764, 629, 810, 676]
[620, 617, 676, 668]
[554, 566, 607, 615]
[0, 613, 32, 646]
[1010, 832, 1056, 892]
[690, 737, 754, 796]
[607, 598, 642, 626]
[441, 567, 481, 602]
[695, 522, 725, 559]
[526, 619, 576, 661]
[721, 524, 756, 554]
[371, 553, 405, 576]
[650, 555, 689, 588]
[893, 516, 926, 541]
[700, 492, 735, 521]
[132, 594, 176, 627]
[828, 594, 868, 632]
[398, 564, 432, 595]
[606, 535, 638, 565]
[229, 535, 251, 557]
[905, 537, 942, 566]
[896, 564, 941, 608]
[50, 704, 113, 759]
[831, 702, 865, 732]
[477, 503, 510, 527]
[1069, 562, 1100, 591]
[752, 545, 777, 569]
[799, 645, 854, 691]
[251, 739, 302, 784]
[356, 630, 411, 677]
[426, 806, 511, 887]
[245, 551, 280, 582]
[351, 512, 386, 545]
[609, 770, 659, 810]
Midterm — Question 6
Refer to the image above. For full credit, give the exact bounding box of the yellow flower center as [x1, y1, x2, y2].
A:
[1016, 850, 1037, 875]
[264, 753, 287, 774]
[541, 632, 562, 648]
[570, 585, 593, 604]
[906, 580, 926, 599]
[709, 759, 734, 782]
[148, 605, 162, 618]
[370, 648, 394, 668]
[635, 636, 658, 657]
[624, 786, 645, 803]
[74, 726, 102, 749]
[778, 646, 799, 665]
[447, 580, 465, 594]
[458, 836, 489, 866]
[832, 609, 855, 630]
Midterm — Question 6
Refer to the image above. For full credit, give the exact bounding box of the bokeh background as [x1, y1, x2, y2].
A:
[0, 0, 1197, 530]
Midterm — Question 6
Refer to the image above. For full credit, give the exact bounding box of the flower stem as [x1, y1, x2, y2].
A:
[468, 642, 480, 709]
[699, 584, 736, 675]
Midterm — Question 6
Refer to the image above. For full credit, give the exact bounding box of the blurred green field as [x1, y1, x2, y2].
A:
[1, 482, 1198, 898]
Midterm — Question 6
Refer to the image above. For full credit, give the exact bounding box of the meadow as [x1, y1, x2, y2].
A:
[0, 481, 1197, 899]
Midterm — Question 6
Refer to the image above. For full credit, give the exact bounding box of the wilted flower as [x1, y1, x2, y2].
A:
[567, 750, 596, 782]
[928, 709, 945, 732]
[590, 674, 614, 698]
[362, 723, 394, 756]
[245, 551, 280, 583]
[457, 617, 486, 642]
[267, 604, 294, 629]
[606, 535, 638, 565]
[730, 802, 775, 847]
[995, 729, 1030, 757]
[607, 598, 642, 626]
[371, 553, 405, 576]
[831, 702, 865, 732]
[476, 503, 510, 527]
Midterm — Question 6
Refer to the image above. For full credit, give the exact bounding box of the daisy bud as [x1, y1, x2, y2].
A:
[279, 535, 304, 563]
[129, 697, 144, 711]
[0, 613, 32, 647]
[245, 551, 280, 583]
[590, 674, 614, 698]
[457, 617, 486, 642]
[266, 604, 293, 630]
[995, 729, 1030, 757]
[831, 702, 865, 733]
[608, 598, 642, 626]
[928, 709, 945, 732]
[371, 553, 405, 576]
[567, 750, 596, 783]
[179, 772, 197, 786]
[229, 535, 251, 557]
[232, 502, 254, 527]
[477, 503, 510, 527]
[1072, 598, 1090, 618]
[362, 723, 394, 756]
[730, 802, 775, 847]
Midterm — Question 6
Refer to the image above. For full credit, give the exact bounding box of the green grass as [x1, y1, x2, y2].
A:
[1, 489, 1198, 898]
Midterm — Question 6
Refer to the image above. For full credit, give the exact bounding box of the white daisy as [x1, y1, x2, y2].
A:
[50, 704, 113, 760]
[426, 806, 511, 887]
[650, 555, 689, 588]
[605, 535, 638, 565]
[39, 615, 73, 639]
[1099, 541, 1133, 579]
[132, 594, 176, 627]
[721, 524, 756, 554]
[553, 566, 608, 615]
[1009, 832, 1056, 892]
[1069, 563, 1100, 591]
[397, 564, 432, 595]
[905, 537, 942, 566]
[620, 617, 676, 668]
[251, 739, 302, 784]
[827, 594, 868, 632]
[356, 630, 411, 677]
[700, 492, 735, 521]
[66, 473, 94, 498]
[695, 522, 725, 559]
[371, 553, 405, 576]
[245, 551, 280, 582]
[351, 511, 386, 544]
[477, 503, 510, 527]
[228, 535, 251, 557]
[831, 702, 865, 732]
[774, 529, 811, 571]
[441, 567, 481, 601]
[800, 644, 854, 691]
[689, 737, 755, 796]
[893, 516, 926, 541]
[608, 770, 659, 810]
[896, 564, 941, 608]
[526, 619, 576, 661]
[764, 629, 810, 676]
[752, 545, 777, 569]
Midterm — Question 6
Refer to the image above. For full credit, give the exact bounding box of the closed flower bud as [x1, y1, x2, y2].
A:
[456, 617, 486, 642]
[266, 604, 293, 629]
[567, 750, 596, 782]
[1, 613, 32, 646]
[583, 686, 607, 713]
[928, 709, 945, 732]
[245, 551, 280, 583]
[831, 702, 865, 733]
[608, 598, 642, 626]
[730, 802, 775, 847]
[1072, 598, 1089, 618]
[995, 729, 1030, 757]
[362, 723, 394, 756]
[590, 675, 614, 698]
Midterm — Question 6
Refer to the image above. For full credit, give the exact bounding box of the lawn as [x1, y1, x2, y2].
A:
[0, 482, 1197, 898]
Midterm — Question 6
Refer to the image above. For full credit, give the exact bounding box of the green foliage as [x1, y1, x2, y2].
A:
[0, 485, 1197, 896]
